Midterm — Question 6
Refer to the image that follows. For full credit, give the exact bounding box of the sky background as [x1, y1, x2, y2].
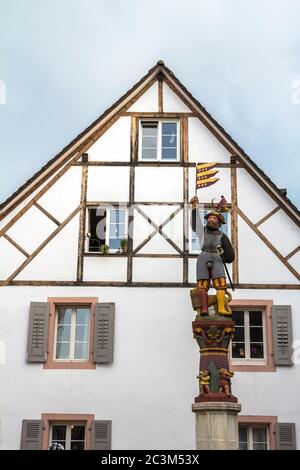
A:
[0, 0, 299, 207]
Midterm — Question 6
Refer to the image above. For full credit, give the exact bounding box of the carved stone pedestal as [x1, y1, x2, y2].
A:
[192, 401, 241, 450]
[191, 314, 241, 449]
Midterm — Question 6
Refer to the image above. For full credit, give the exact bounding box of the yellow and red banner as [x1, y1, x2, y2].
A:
[196, 162, 219, 189]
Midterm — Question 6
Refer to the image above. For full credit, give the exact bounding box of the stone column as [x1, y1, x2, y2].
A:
[192, 402, 241, 450]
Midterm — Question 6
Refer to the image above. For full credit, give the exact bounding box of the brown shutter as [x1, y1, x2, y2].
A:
[91, 420, 112, 450]
[276, 423, 296, 450]
[272, 305, 293, 366]
[27, 302, 50, 363]
[93, 303, 115, 363]
[20, 420, 42, 450]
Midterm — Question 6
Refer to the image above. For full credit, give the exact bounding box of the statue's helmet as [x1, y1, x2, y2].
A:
[204, 210, 226, 225]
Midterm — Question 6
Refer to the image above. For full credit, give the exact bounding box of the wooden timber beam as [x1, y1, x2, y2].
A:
[237, 207, 300, 282]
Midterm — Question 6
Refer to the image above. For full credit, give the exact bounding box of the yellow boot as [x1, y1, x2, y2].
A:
[216, 289, 229, 315]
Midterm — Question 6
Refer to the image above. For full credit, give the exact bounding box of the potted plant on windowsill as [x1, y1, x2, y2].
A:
[120, 238, 128, 254]
[100, 244, 109, 255]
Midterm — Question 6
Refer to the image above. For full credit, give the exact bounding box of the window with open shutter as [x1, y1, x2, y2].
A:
[276, 423, 296, 450]
[27, 302, 50, 363]
[91, 420, 112, 450]
[20, 420, 42, 450]
[272, 305, 293, 366]
[93, 303, 115, 363]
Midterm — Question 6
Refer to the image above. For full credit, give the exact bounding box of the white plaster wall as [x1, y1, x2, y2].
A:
[6, 206, 57, 254]
[0, 237, 26, 280]
[0, 286, 300, 450]
[132, 258, 183, 282]
[38, 167, 81, 221]
[88, 117, 131, 162]
[127, 83, 158, 112]
[0, 163, 73, 231]
[237, 169, 277, 223]
[238, 217, 298, 284]
[259, 209, 300, 258]
[139, 234, 178, 255]
[162, 209, 184, 251]
[15, 215, 79, 281]
[83, 257, 127, 282]
[135, 167, 183, 202]
[87, 167, 129, 202]
[188, 117, 230, 164]
[188, 167, 231, 202]
[163, 83, 191, 112]
[289, 250, 300, 274]
[132, 208, 155, 250]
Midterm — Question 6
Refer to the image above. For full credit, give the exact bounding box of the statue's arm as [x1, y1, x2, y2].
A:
[221, 233, 235, 263]
[190, 197, 203, 240]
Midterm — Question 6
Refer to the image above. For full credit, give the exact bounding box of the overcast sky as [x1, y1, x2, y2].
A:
[0, 0, 299, 207]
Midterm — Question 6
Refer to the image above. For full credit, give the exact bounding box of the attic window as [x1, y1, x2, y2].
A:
[140, 121, 179, 161]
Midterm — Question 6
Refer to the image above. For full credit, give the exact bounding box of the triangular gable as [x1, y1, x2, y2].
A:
[1, 60, 299, 231]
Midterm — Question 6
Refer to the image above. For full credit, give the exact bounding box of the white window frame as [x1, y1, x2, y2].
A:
[189, 208, 231, 254]
[49, 422, 86, 450]
[239, 424, 269, 450]
[139, 120, 180, 161]
[86, 206, 128, 253]
[53, 306, 91, 362]
[231, 308, 267, 366]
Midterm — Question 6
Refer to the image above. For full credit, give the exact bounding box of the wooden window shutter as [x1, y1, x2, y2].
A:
[276, 423, 296, 450]
[272, 305, 293, 366]
[91, 420, 112, 450]
[93, 303, 115, 363]
[20, 420, 42, 450]
[27, 302, 50, 363]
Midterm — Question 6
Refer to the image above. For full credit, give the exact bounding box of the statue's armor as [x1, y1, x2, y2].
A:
[191, 208, 234, 281]
[201, 228, 223, 252]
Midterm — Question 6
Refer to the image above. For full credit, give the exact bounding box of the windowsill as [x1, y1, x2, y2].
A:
[137, 160, 180, 164]
[44, 360, 96, 370]
[84, 252, 128, 257]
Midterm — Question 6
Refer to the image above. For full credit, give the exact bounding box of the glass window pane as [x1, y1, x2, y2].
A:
[250, 327, 263, 342]
[232, 342, 246, 358]
[253, 442, 267, 450]
[162, 122, 177, 135]
[76, 308, 90, 325]
[71, 425, 85, 440]
[56, 342, 70, 359]
[141, 148, 157, 159]
[238, 427, 248, 450]
[109, 237, 121, 250]
[233, 326, 245, 342]
[142, 123, 157, 136]
[250, 342, 264, 358]
[249, 311, 263, 326]
[57, 308, 72, 324]
[232, 311, 244, 325]
[75, 324, 90, 342]
[57, 325, 71, 342]
[142, 136, 157, 148]
[74, 342, 89, 360]
[52, 425, 66, 441]
[162, 135, 176, 147]
[161, 147, 177, 160]
[71, 441, 85, 450]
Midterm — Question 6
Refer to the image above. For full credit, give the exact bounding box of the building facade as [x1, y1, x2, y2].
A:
[0, 61, 299, 450]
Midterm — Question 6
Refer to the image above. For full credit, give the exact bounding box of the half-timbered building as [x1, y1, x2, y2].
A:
[0, 61, 299, 450]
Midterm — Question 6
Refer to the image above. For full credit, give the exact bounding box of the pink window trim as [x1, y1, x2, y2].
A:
[238, 415, 278, 450]
[230, 299, 275, 372]
[41, 413, 95, 450]
[44, 297, 98, 370]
